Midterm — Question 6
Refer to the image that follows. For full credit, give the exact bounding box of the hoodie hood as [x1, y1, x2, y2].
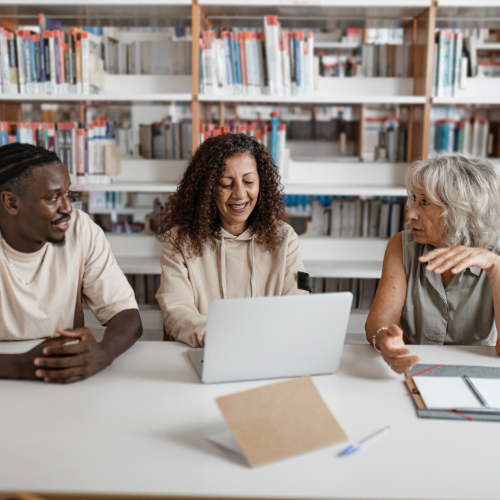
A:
[218, 227, 256, 299]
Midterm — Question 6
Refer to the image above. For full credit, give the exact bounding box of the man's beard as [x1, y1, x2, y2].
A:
[47, 235, 66, 247]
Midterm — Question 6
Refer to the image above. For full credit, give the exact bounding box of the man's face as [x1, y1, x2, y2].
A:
[12, 162, 73, 246]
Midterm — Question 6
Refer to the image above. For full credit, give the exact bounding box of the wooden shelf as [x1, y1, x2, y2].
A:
[200, 77, 423, 104]
[283, 183, 407, 196]
[88, 206, 152, 215]
[0, 75, 192, 103]
[314, 42, 360, 49]
[72, 182, 178, 193]
[200, 94, 425, 104]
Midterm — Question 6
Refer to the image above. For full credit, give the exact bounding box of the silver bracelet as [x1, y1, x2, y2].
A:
[372, 327, 388, 353]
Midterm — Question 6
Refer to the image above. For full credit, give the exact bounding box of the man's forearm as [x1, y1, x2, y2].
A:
[0, 354, 21, 379]
[100, 309, 142, 364]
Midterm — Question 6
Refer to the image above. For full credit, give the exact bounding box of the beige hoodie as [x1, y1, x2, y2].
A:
[156, 223, 308, 347]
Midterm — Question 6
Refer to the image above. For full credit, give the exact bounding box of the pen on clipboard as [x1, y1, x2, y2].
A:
[339, 426, 390, 457]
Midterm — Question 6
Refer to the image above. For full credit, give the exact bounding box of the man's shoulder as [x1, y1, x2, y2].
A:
[66, 209, 104, 246]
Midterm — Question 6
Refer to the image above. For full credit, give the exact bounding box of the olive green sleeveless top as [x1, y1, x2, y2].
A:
[400, 230, 498, 346]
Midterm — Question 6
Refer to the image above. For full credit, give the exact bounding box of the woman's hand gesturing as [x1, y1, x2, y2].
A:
[378, 325, 420, 374]
[419, 246, 500, 275]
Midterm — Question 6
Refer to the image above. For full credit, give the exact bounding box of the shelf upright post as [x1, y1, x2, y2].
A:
[407, 0, 436, 162]
[192, 0, 201, 153]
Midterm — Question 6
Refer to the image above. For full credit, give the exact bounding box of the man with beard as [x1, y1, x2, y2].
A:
[0, 143, 142, 383]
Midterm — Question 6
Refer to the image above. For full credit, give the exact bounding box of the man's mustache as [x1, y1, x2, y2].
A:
[51, 215, 71, 225]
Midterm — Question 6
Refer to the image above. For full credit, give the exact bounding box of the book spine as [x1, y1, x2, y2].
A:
[452, 33, 463, 97]
[7, 33, 18, 94]
[38, 13, 46, 83]
[436, 31, 446, 98]
[22, 32, 31, 93]
[34, 35, 42, 93]
[306, 32, 314, 95]
[49, 32, 57, 93]
[68, 28, 76, 93]
[15, 30, 25, 93]
[222, 32, 233, 94]
[259, 34, 268, 94]
[244, 32, 253, 95]
[81, 33, 90, 94]
[53, 31, 61, 92]
[239, 32, 247, 95]
[0, 29, 10, 94]
[43, 31, 50, 92]
[282, 31, 291, 96]
[271, 111, 278, 164]
[64, 43, 70, 94]
[59, 31, 66, 93]
[29, 35, 37, 94]
[75, 39, 82, 94]
[252, 32, 261, 95]
[276, 123, 286, 172]
[293, 33, 301, 96]
[264, 15, 282, 95]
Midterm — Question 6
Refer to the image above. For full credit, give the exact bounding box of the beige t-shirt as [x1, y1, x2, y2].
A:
[0, 209, 138, 341]
[156, 224, 308, 348]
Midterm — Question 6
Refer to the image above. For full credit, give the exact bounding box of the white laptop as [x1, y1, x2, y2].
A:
[187, 292, 353, 384]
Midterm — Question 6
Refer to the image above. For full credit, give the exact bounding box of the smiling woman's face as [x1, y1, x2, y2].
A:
[406, 186, 445, 248]
[216, 153, 260, 236]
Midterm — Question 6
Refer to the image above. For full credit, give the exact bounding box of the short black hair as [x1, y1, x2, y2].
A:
[0, 143, 62, 194]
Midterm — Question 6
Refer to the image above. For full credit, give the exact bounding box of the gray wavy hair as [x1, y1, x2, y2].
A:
[405, 154, 500, 249]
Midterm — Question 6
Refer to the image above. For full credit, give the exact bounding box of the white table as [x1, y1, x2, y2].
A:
[1, 341, 500, 500]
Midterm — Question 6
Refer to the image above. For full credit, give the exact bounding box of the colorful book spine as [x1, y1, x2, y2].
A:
[271, 111, 279, 164]
[264, 15, 282, 96]
[222, 32, 233, 94]
[6, 32, 18, 94]
[49, 31, 57, 94]
[80, 32, 90, 94]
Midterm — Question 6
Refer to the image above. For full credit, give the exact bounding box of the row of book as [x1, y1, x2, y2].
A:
[88, 191, 128, 210]
[428, 117, 490, 157]
[309, 196, 405, 238]
[103, 39, 191, 76]
[1, 119, 121, 184]
[432, 30, 466, 98]
[134, 120, 193, 160]
[200, 16, 315, 97]
[300, 43, 410, 79]
[431, 28, 500, 97]
[125, 274, 160, 306]
[200, 118, 286, 168]
[359, 44, 410, 78]
[363, 118, 407, 163]
[0, 15, 102, 95]
[310, 278, 379, 311]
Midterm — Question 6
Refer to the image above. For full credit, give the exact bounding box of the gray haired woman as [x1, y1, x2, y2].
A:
[366, 154, 500, 373]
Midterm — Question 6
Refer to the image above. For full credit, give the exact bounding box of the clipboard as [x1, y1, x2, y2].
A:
[405, 364, 500, 422]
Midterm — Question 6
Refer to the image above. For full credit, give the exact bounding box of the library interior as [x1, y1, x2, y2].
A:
[1, 1, 500, 499]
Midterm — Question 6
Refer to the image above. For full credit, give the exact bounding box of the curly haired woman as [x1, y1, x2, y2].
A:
[156, 133, 309, 347]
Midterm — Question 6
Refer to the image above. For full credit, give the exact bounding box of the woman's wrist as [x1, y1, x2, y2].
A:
[486, 254, 500, 277]
[372, 327, 388, 352]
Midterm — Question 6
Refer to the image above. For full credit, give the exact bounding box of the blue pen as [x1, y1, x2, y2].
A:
[339, 426, 390, 457]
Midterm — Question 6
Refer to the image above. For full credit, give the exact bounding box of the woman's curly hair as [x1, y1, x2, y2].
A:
[157, 133, 287, 258]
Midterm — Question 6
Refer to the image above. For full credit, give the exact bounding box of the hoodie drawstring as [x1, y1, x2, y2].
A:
[220, 236, 256, 299]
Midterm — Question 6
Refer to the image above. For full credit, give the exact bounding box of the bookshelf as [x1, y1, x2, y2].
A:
[5, 0, 444, 340]
[0, 75, 192, 102]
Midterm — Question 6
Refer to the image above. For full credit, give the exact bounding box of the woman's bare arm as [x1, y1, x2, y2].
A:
[365, 232, 420, 373]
